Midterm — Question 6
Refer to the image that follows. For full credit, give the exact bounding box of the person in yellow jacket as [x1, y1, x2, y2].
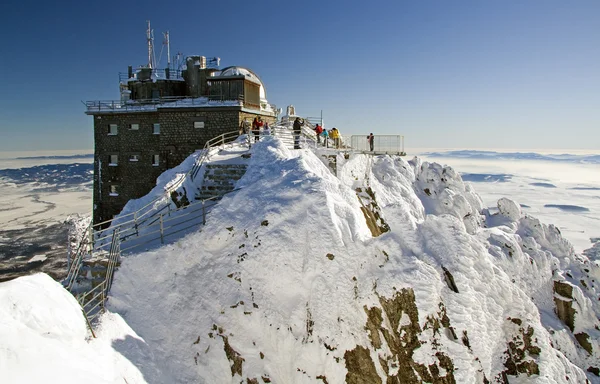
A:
[330, 128, 341, 148]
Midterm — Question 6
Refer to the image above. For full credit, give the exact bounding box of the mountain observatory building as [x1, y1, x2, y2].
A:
[85, 54, 277, 225]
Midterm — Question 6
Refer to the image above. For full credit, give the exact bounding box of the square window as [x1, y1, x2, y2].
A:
[153, 123, 160, 134]
[109, 185, 119, 196]
[129, 154, 139, 162]
[108, 124, 118, 135]
[152, 154, 159, 166]
[109, 155, 118, 166]
[194, 121, 204, 129]
[130, 123, 139, 130]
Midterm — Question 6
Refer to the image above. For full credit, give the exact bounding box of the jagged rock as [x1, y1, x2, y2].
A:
[499, 322, 541, 379]
[222, 335, 244, 377]
[442, 266, 459, 293]
[575, 332, 593, 355]
[553, 280, 576, 332]
[356, 187, 390, 237]
[344, 345, 381, 384]
[359, 290, 456, 383]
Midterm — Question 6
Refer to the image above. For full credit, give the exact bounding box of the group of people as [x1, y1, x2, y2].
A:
[242, 116, 376, 151]
[240, 117, 270, 142]
[313, 124, 342, 149]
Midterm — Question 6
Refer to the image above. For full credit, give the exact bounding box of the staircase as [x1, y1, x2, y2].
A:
[196, 163, 248, 200]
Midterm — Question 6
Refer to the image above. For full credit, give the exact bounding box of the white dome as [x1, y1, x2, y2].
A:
[218, 66, 266, 100]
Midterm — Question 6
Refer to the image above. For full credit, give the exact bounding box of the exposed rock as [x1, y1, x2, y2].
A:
[498, 322, 541, 380]
[553, 281, 576, 332]
[221, 335, 244, 377]
[442, 266, 459, 293]
[356, 187, 390, 237]
[575, 332, 593, 355]
[356, 290, 456, 383]
[344, 345, 381, 384]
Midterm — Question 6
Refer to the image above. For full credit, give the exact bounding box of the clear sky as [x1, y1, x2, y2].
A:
[1, 0, 598, 151]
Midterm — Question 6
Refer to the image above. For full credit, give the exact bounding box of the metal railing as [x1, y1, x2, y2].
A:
[84, 95, 244, 113]
[350, 135, 405, 155]
[74, 229, 120, 337]
[119, 69, 185, 82]
[63, 130, 250, 319]
[91, 131, 244, 234]
[190, 131, 242, 180]
[64, 189, 237, 335]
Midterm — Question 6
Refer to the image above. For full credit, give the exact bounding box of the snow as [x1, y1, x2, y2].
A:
[0, 274, 151, 383]
[28, 254, 47, 263]
[3, 139, 600, 382]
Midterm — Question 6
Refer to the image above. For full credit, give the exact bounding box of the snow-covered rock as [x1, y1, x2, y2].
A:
[4, 137, 600, 383]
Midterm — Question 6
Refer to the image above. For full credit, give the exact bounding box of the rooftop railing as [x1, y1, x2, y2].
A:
[85, 95, 277, 115]
[84, 95, 244, 112]
[119, 69, 185, 83]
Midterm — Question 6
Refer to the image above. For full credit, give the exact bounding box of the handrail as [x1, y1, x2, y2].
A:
[84, 96, 245, 113]
[92, 130, 243, 233]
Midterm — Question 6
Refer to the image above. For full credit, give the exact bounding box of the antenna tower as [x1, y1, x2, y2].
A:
[163, 31, 170, 69]
[146, 20, 155, 68]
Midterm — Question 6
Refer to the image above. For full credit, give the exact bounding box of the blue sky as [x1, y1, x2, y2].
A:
[0, 0, 598, 151]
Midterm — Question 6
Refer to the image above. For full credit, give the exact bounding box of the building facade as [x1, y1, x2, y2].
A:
[86, 56, 277, 225]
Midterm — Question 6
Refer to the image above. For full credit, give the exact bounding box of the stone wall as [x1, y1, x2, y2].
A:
[158, 107, 242, 167]
[93, 112, 164, 225]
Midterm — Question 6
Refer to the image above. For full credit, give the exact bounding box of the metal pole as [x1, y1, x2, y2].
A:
[202, 201, 206, 225]
[160, 214, 164, 244]
[88, 225, 94, 253]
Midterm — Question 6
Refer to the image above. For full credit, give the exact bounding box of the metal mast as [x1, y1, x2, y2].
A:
[146, 20, 154, 68]
[163, 31, 170, 69]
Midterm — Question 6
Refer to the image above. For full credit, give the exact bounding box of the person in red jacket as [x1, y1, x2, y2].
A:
[252, 117, 263, 142]
[314, 124, 323, 144]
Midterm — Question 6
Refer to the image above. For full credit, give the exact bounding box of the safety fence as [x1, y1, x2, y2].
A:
[349, 135, 405, 155]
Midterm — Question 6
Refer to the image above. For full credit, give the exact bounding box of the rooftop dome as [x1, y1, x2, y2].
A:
[218, 66, 267, 100]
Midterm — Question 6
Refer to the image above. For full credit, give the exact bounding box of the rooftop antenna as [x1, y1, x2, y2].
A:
[163, 31, 170, 69]
[146, 20, 154, 68]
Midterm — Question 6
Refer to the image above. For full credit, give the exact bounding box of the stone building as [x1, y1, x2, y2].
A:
[85, 56, 277, 225]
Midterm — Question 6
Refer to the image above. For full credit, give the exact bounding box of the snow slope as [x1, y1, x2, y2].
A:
[0, 273, 160, 383]
[4, 137, 600, 383]
[107, 138, 600, 383]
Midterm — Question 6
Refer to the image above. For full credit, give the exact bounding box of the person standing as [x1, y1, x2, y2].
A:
[367, 133, 374, 151]
[293, 117, 303, 149]
[314, 124, 323, 144]
[240, 119, 250, 136]
[252, 117, 263, 142]
[330, 128, 340, 149]
[322, 128, 329, 148]
[263, 121, 270, 136]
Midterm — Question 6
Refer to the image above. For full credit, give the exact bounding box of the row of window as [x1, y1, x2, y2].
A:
[108, 123, 160, 135]
[107, 121, 206, 135]
[108, 154, 160, 166]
